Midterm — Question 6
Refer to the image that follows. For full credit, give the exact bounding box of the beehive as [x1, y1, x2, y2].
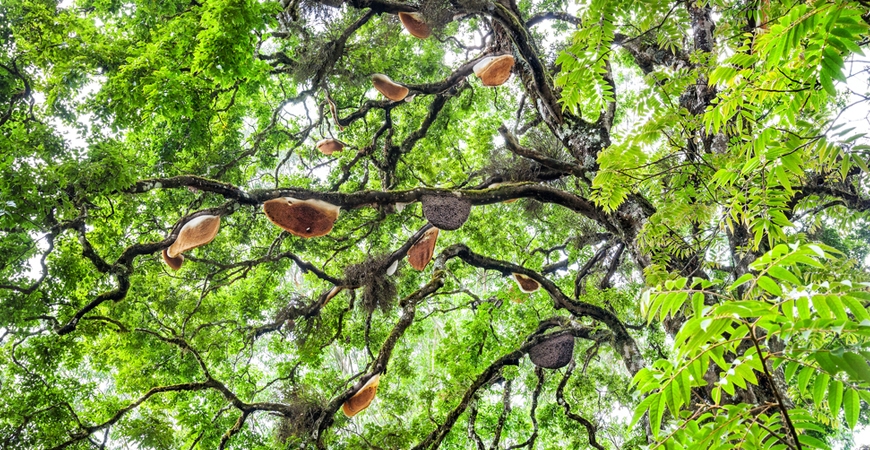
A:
[473, 55, 515, 87]
[528, 333, 575, 369]
[263, 198, 340, 238]
[162, 215, 221, 270]
[316, 138, 344, 155]
[420, 195, 471, 230]
[371, 74, 409, 101]
[512, 273, 540, 293]
[408, 227, 439, 270]
[398, 12, 431, 39]
[342, 374, 380, 418]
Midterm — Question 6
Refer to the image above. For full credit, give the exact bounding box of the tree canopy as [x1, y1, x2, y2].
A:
[2, 0, 870, 448]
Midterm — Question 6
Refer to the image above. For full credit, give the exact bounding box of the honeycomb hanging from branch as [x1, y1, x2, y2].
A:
[162, 215, 221, 270]
[263, 198, 340, 238]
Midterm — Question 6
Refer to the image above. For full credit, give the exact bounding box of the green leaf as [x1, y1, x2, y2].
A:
[767, 265, 800, 286]
[798, 366, 814, 395]
[798, 433, 830, 449]
[730, 273, 754, 291]
[785, 361, 800, 381]
[650, 392, 666, 437]
[630, 394, 656, 428]
[814, 296, 833, 319]
[815, 352, 843, 375]
[843, 295, 870, 322]
[797, 296, 812, 320]
[812, 372, 830, 406]
[844, 388, 859, 429]
[842, 352, 870, 384]
[827, 380, 843, 417]
[820, 70, 836, 96]
[757, 276, 782, 297]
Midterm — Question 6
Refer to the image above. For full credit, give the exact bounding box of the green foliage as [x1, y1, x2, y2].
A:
[2, 0, 870, 448]
[555, 0, 616, 122]
[635, 243, 870, 448]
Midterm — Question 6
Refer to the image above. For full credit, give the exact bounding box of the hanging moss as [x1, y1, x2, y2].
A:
[274, 389, 327, 443]
[344, 255, 397, 314]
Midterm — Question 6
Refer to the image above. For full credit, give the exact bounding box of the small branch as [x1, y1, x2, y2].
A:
[438, 243, 643, 374]
[467, 403, 486, 450]
[749, 323, 802, 450]
[574, 243, 613, 298]
[312, 274, 445, 441]
[599, 243, 625, 289]
[46, 381, 215, 450]
[505, 367, 542, 449]
[499, 125, 590, 182]
[556, 360, 605, 450]
[489, 379, 512, 449]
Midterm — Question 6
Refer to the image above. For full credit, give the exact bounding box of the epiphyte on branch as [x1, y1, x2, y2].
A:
[263, 198, 340, 238]
[371, 74, 410, 101]
[162, 215, 221, 270]
[489, 182, 519, 203]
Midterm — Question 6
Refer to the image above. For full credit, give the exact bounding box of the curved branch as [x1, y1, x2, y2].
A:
[125, 176, 259, 205]
[792, 182, 870, 212]
[189, 250, 342, 285]
[467, 403, 486, 450]
[56, 273, 130, 335]
[505, 366, 542, 449]
[489, 379, 512, 449]
[499, 124, 590, 181]
[411, 326, 599, 450]
[488, 3, 562, 123]
[47, 382, 214, 450]
[438, 243, 643, 374]
[556, 360, 605, 450]
[313, 273, 445, 441]
[525, 12, 581, 27]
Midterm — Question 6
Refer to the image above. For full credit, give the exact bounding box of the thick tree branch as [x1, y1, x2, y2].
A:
[614, 33, 690, 75]
[525, 12, 581, 27]
[488, 3, 562, 124]
[791, 182, 870, 212]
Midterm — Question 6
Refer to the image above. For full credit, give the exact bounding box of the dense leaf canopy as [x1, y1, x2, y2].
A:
[2, 0, 870, 448]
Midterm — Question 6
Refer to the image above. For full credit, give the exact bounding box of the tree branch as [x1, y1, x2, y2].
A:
[556, 360, 605, 450]
[437, 243, 643, 374]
